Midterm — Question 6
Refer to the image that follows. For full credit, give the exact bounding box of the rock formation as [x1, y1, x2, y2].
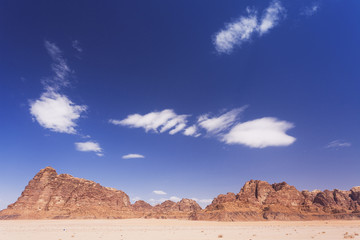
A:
[0, 167, 200, 219]
[193, 180, 360, 221]
[0, 167, 359, 220]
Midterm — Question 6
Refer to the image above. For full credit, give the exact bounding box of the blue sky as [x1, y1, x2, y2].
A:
[0, 0, 359, 209]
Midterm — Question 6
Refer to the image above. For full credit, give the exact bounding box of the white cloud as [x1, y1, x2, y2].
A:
[75, 141, 102, 153]
[153, 190, 167, 195]
[43, 41, 71, 90]
[214, 8, 258, 54]
[326, 140, 351, 149]
[198, 108, 245, 134]
[169, 196, 181, 202]
[30, 41, 101, 154]
[183, 125, 200, 137]
[72, 40, 83, 53]
[223, 117, 295, 148]
[112, 108, 296, 149]
[301, 3, 319, 16]
[30, 91, 87, 134]
[258, 0, 286, 35]
[122, 154, 145, 159]
[109, 109, 188, 135]
[214, 0, 286, 54]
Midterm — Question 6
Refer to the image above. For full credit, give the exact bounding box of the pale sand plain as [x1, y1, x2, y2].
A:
[1, 219, 359, 240]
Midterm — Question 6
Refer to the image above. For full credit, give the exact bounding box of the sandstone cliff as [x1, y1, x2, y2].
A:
[1, 167, 359, 221]
[192, 180, 360, 221]
[0, 167, 200, 219]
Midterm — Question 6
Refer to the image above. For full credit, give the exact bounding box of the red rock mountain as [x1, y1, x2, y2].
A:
[1, 167, 359, 220]
[193, 180, 360, 221]
[0, 167, 201, 219]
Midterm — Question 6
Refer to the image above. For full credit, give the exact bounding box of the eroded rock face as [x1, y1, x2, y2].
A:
[1, 167, 133, 219]
[198, 180, 360, 221]
[350, 187, 360, 202]
[178, 199, 202, 212]
[0, 167, 201, 220]
[148, 199, 202, 219]
[237, 180, 274, 204]
[132, 200, 153, 212]
[1, 167, 359, 221]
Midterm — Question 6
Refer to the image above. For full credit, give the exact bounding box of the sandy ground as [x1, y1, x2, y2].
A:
[1, 219, 360, 240]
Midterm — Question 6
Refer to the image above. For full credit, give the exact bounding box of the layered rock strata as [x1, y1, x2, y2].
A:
[1, 167, 359, 220]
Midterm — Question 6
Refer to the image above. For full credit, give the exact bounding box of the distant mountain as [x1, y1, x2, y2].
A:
[1, 167, 359, 220]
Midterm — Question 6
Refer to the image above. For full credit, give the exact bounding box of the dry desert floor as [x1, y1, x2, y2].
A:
[1, 219, 360, 240]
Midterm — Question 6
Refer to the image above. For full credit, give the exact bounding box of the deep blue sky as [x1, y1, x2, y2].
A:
[0, 0, 359, 209]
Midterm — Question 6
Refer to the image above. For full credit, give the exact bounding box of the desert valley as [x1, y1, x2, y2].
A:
[1, 0, 359, 239]
[1, 167, 360, 240]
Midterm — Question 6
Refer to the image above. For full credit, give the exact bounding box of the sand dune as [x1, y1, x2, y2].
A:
[1, 219, 360, 240]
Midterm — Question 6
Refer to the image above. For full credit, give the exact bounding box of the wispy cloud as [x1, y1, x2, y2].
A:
[198, 108, 245, 134]
[214, 8, 258, 54]
[183, 125, 200, 137]
[75, 141, 103, 156]
[122, 154, 145, 159]
[258, 0, 286, 35]
[112, 108, 296, 149]
[326, 140, 351, 149]
[30, 41, 102, 155]
[43, 41, 71, 90]
[30, 91, 86, 134]
[30, 41, 87, 135]
[301, 2, 320, 16]
[153, 190, 167, 195]
[109, 109, 188, 135]
[223, 117, 295, 148]
[214, 0, 286, 54]
[72, 40, 83, 53]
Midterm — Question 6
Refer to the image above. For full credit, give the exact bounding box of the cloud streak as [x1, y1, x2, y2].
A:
[109, 109, 188, 135]
[72, 40, 83, 53]
[258, 0, 285, 35]
[122, 154, 145, 159]
[153, 190, 167, 195]
[326, 140, 351, 149]
[198, 108, 245, 134]
[30, 41, 87, 135]
[301, 2, 319, 16]
[214, 0, 286, 54]
[30, 40, 101, 155]
[111, 108, 296, 149]
[43, 41, 72, 90]
[75, 141, 103, 156]
[75, 141, 102, 152]
[183, 125, 200, 137]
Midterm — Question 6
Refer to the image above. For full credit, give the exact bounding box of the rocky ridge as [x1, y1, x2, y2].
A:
[0, 167, 359, 220]
[193, 180, 360, 221]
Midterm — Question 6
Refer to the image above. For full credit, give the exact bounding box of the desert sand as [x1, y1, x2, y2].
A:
[1, 219, 359, 240]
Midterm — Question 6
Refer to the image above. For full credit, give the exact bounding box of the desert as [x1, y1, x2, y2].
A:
[1, 1, 359, 239]
[1, 219, 360, 240]
[1, 167, 360, 221]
